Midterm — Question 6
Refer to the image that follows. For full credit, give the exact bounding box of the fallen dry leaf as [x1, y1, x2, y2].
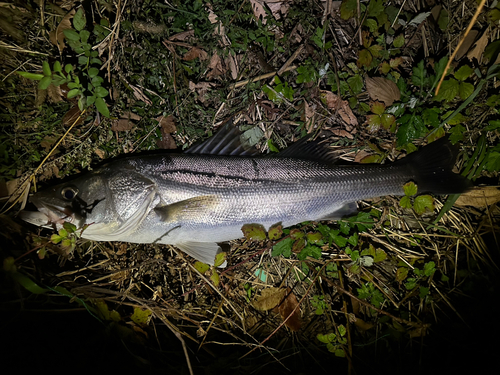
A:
[49, 9, 75, 54]
[467, 29, 490, 63]
[183, 47, 208, 61]
[253, 287, 287, 311]
[321, 90, 358, 126]
[455, 30, 479, 60]
[189, 81, 215, 103]
[156, 115, 177, 150]
[62, 105, 84, 127]
[276, 287, 301, 331]
[95, 148, 106, 159]
[111, 119, 135, 132]
[455, 186, 500, 208]
[365, 76, 401, 106]
[169, 30, 195, 42]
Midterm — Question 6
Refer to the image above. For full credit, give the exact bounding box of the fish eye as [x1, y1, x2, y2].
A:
[61, 186, 78, 201]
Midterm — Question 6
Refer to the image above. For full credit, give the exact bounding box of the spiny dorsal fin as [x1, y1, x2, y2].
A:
[274, 137, 339, 164]
[184, 119, 260, 156]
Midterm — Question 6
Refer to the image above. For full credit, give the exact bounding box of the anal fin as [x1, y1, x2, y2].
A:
[319, 202, 358, 220]
[175, 241, 227, 267]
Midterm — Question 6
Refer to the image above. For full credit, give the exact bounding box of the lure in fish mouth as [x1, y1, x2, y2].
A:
[20, 124, 472, 266]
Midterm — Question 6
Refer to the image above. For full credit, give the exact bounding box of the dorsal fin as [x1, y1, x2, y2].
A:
[275, 136, 339, 164]
[184, 119, 260, 156]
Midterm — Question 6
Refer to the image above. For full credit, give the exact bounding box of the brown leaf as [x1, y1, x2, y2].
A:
[455, 186, 500, 208]
[62, 105, 84, 127]
[156, 115, 177, 150]
[351, 315, 374, 331]
[95, 148, 106, 159]
[189, 81, 215, 103]
[206, 52, 225, 79]
[49, 9, 75, 53]
[466, 29, 490, 63]
[253, 287, 287, 311]
[183, 47, 208, 61]
[169, 30, 195, 42]
[111, 119, 135, 131]
[365, 76, 400, 106]
[455, 30, 479, 60]
[277, 287, 301, 331]
[321, 90, 358, 126]
[157, 115, 177, 133]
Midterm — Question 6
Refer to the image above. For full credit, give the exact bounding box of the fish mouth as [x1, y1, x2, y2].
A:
[20, 201, 78, 228]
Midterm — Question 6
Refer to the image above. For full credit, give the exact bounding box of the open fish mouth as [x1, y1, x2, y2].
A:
[19, 203, 76, 228]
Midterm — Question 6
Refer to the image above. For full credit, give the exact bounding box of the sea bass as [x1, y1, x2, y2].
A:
[20, 125, 471, 265]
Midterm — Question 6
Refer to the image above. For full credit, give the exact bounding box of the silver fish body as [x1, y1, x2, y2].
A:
[20, 131, 471, 265]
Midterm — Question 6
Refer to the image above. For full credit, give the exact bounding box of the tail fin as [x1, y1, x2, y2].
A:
[397, 137, 472, 195]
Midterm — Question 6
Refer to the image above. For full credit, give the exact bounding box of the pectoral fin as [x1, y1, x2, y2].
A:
[175, 241, 227, 267]
[319, 202, 358, 220]
[155, 195, 219, 222]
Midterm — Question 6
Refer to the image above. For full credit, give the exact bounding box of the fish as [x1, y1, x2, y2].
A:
[19, 124, 471, 266]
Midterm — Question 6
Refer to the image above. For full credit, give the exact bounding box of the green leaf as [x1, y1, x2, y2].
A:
[95, 86, 109, 98]
[400, 196, 412, 209]
[458, 82, 474, 101]
[396, 114, 426, 146]
[53, 61, 62, 73]
[95, 97, 110, 117]
[423, 261, 436, 277]
[364, 18, 379, 33]
[63, 29, 80, 41]
[268, 223, 283, 240]
[194, 261, 210, 274]
[272, 238, 293, 257]
[419, 286, 430, 299]
[78, 56, 88, 66]
[367, 0, 384, 17]
[130, 307, 152, 326]
[210, 270, 220, 286]
[11, 272, 48, 294]
[88, 67, 100, 78]
[486, 120, 500, 131]
[412, 60, 427, 88]
[65, 64, 73, 73]
[436, 8, 449, 31]
[80, 29, 90, 44]
[393, 35, 405, 48]
[340, 0, 357, 19]
[67, 88, 81, 99]
[267, 139, 279, 152]
[403, 181, 418, 196]
[434, 78, 459, 101]
[214, 252, 227, 268]
[405, 277, 417, 290]
[449, 124, 465, 144]
[357, 49, 373, 68]
[17, 71, 44, 80]
[73, 8, 86, 31]
[396, 267, 408, 282]
[242, 223, 267, 241]
[39, 76, 52, 90]
[347, 74, 363, 94]
[41, 61, 51, 77]
[486, 151, 500, 172]
[413, 195, 434, 215]
[63, 222, 77, 233]
[454, 65, 474, 81]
